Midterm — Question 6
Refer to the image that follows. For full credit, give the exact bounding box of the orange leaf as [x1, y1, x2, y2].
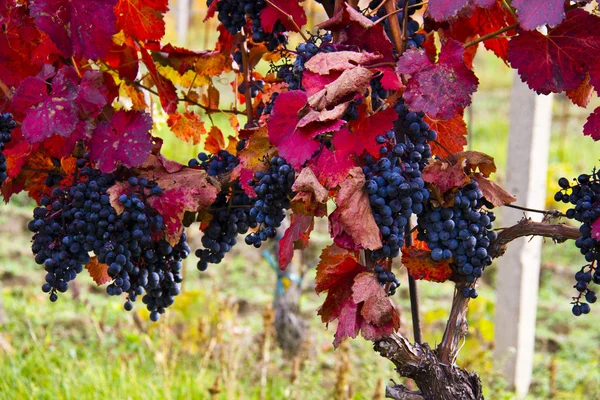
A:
[167, 111, 206, 145]
[402, 245, 453, 283]
[204, 126, 225, 154]
[566, 74, 593, 108]
[425, 112, 468, 156]
[450, 150, 496, 177]
[85, 256, 111, 285]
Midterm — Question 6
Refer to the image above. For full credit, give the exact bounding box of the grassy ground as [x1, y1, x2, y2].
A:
[2, 4, 600, 399]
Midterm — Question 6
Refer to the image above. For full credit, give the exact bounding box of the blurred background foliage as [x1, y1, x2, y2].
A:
[1, 1, 599, 399]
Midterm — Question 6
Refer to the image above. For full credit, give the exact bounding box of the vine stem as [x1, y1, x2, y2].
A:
[240, 34, 255, 127]
[264, 0, 309, 41]
[405, 221, 422, 344]
[464, 23, 518, 48]
[384, 1, 404, 54]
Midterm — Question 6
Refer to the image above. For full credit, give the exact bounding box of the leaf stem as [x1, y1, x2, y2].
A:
[502, 0, 518, 22]
[464, 23, 519, 48]
[264, 0, 309, 41]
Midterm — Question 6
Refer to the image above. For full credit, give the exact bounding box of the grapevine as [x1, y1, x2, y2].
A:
[0, 0, 599, 397]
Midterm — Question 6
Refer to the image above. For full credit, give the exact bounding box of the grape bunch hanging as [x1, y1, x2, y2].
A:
[0, 113, 15, 186]
[29, 154, 190, 321]
[555, 172, 600, 315]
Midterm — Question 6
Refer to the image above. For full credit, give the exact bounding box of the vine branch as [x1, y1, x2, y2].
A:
[240, 34, 255, 127]
[384, 1, 404, 54]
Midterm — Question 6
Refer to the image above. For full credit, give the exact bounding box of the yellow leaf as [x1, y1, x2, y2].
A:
[167, 112, 206, 144]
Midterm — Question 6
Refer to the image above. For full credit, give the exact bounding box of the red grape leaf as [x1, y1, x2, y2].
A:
[378, 68, 403, 91]
[268, 91, 321, 169]
[139, 45, 178, 114]
[328, 167, 382, 251]
[425, 112, 468, 156]
[584, 106, 600, 141]
[566, 75, 593, 108]
[397, 39, 479, 119]
[352, 272, 396, 326]
[318, 4, 395, 63]
[444, 2, 517, 62]
[30, 0, 117, 59]
[508, 9, 600, 95]
[333, 298, 361, 347]
[302, 70, 342, 97]
[304, 51, 382, 75]
[89, 110, 154, 173]
[308, 67, 373, 111]
[105, 39, 139, 82]
[591, 217, 600, 241]
[260, 0, 306, 33]
[422, 157, 470, 193]
[115, 0, 169, 41]
[348, 107, 397, 158]
[297, 102, 348, 129]
[77, 70, 109, 119]
[278, 213, 314, 270]
[167, 111, 206, 145]
[11, 66, 79, 143]
[85, 256, 111, 286]
[291, 167, 329, 217]
[511, 0, 565, 31]
[472, 173, 516, 206]
[426, 0, 495, 22]
[0, 4, 58, 87]
[316, 246, 364, 322]
[308, 129, 359, 189]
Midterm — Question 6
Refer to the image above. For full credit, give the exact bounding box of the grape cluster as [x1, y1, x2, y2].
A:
[364, 101, 437, 262]
[210, 0, 287, 49]
[277, 33, 333, 90]
[188, 150, 239, 175]
[246, 156, 295, 247]
[417, 180, 496, 298]
[374, 264, 400, 296]
[370, 76, 389, 111]
[196, 180, 254, 270]
[555, 173, 600, 315]
[0, 113, 16, 186]
[29, 155, 189, 320]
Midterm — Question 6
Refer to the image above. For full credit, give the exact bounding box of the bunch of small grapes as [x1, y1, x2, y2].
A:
[0, 112, 16, 186]
[374, 264, 400, 296]
[246, 156, 295, 248]
[29, 155, 190, 320]
[417, 180, 497, 298]
[555, 172, 600, 315]
[210, 0, 287, 49]
[276, 32, 334, 90]
[364, 100, 437, 262]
